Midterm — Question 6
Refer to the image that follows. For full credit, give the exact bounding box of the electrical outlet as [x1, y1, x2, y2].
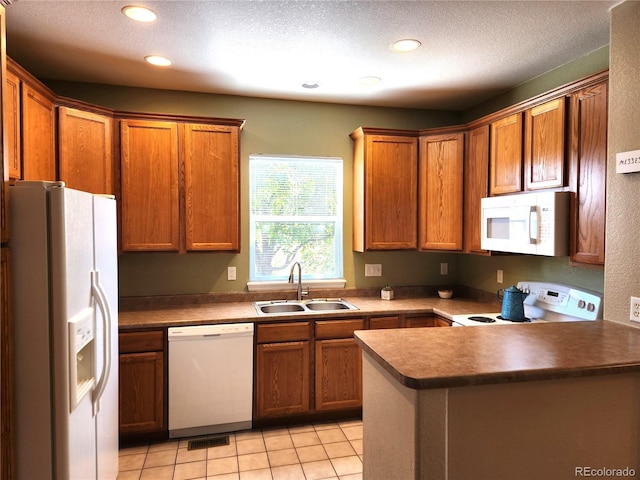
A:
[630, 296, 640, 323]
[440, 263, 448, 275]
[365, 264, 382, 277]
[497, 269, 504, 284]
[227, 266, 236, 281]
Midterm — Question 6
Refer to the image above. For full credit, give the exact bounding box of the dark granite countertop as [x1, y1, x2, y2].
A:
[354, 320, 640, 389]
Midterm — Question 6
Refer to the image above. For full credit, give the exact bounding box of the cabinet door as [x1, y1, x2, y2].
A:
[4, 69, 20, 179]
[490, 113, 523, 195]
[183, 124, 240, 251]
[419, 133, 464, 250]
[362, 135, 418, 250]
[315, 338, 362, 411]
[118, 351, 165, 435]
[120, 120, 179, 251]
[524, 98, 566, 190]
[21, 83, 56, 181]
[569, 81, 608, 265]
[1, 248, 14, 480]
[369, 316, 401, 329]
[464, 125, 489, 253]
[255, 341, 310, 419]
[59, 107, 114, 194]
[405, 315, 451, 327]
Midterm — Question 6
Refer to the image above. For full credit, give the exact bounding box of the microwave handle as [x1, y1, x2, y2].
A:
[529, 206, 539, 244]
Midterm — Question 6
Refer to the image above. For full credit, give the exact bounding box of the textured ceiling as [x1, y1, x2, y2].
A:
[4, 0, 617, 110]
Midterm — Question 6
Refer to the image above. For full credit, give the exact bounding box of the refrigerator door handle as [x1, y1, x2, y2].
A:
[91, 270, 112, 416]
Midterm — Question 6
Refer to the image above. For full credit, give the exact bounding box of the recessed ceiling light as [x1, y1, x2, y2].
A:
[145, 55, 172, 67]
[359, 76, 382, 86]
[392, 39, 422, 52]
[301, 81, 321, 89]
[122, 5, 158, 23]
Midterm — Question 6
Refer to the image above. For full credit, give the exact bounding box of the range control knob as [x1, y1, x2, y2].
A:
[587, 303, 596, 312]
[577, 300, 586, 309]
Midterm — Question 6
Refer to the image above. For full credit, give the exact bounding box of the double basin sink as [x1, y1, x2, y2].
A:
[254, 298, 358, 316]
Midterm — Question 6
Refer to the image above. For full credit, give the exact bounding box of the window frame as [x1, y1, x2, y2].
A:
[248, 154, 345, 287]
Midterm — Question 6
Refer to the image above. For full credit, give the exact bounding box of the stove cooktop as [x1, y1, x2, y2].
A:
[450, 281, 603, 327]
[451, 313, 541, 327]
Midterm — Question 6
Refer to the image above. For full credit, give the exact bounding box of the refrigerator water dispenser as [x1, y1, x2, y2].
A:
[68, 307, 96, 411]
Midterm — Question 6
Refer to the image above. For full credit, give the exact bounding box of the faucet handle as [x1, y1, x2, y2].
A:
[301, 286, 310, 299]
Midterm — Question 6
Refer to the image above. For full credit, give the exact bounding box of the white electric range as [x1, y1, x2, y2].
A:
[451, 281, 603, 327]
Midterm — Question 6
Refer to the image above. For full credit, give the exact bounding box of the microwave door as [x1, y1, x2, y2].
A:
[508, 206, 537, 254]
[481, 204, 537, 254]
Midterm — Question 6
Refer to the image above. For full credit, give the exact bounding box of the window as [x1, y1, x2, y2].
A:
[249, 155, 343, 282]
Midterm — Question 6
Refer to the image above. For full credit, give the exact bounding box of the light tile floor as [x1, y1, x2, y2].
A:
[118, 419, 363, 480]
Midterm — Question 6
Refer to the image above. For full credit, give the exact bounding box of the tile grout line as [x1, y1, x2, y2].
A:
[118, 420, 363, 480]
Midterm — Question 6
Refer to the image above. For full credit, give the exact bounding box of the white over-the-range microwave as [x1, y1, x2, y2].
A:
[480, 191, 571, 256]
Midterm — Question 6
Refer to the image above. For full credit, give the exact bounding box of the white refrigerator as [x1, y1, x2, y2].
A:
[10, 181, 119, 479]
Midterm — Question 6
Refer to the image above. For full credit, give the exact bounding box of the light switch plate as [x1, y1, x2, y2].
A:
[227, 266, 236, 281]
[365, 264, 382, 277]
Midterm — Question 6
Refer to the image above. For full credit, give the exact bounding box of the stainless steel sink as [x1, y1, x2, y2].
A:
[257, 303, 306, 314]
[305, 301, 353, 311]
[254, 298, 358, 316]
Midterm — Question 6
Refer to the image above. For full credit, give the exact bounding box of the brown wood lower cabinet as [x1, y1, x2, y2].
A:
[255, 322, 311, 420]
[315, 319, 364, 412]
[256, 341, 310, 419]
[369, 316, 401, 329]
[405, 315, 452, 328]
[315, 338, 362, 411]
[118, 330, 166, 439]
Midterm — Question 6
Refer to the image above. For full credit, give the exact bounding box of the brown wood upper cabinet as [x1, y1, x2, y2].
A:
[489, 112, 523, 195]
[490, 98, 566, 195]
[120, 119, 180, 251]
[464, 125, 490, 254]
[351, 127, 418, 251]
[119, 117, 243, 252]
[6, 59, 56, 182]
[418, 132, 464, 251]
[568, 80, 608, 266]
[4, 68, 20, 180]
[183, 124, 240, 251]
[524, 98, 566, 190]
[22, 84, 56, 181]
[58, 106, 114, 194]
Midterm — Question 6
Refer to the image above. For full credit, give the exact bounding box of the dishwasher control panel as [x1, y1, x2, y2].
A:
[168, 323, 254, 339]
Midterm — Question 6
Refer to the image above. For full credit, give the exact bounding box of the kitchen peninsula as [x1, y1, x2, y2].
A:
[354, 322, 640, 480]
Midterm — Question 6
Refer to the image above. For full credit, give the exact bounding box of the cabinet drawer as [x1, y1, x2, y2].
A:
[405, 316, 434, 328]
[316, 319, 365, 339]
[369, 316, 401, 329]
[119, 330, 165, 353]
[256, 322, 310, 343]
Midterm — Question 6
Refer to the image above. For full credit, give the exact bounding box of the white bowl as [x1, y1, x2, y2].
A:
[438, 289, 453, 299]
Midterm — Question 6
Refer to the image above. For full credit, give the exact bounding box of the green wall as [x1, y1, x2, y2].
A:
[46, 45, 607, 297]
[462, 46, 609, 122]
[49, 82, 463, 296]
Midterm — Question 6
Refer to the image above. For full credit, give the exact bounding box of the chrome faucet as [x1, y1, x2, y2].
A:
[288, 262, 308, 301]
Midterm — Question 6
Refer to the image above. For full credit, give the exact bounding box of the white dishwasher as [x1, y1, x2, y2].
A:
[168, 323, 254, 438]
